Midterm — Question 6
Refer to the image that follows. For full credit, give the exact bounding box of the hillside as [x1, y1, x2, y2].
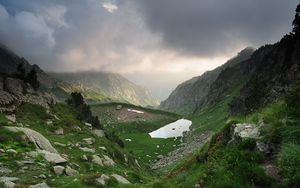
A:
[50, 72, 159, 107]
[160, 47, 255, 115]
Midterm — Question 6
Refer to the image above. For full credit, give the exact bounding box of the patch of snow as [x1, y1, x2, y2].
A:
[127, 109, 144, 114]
[149, 119, 192, 139]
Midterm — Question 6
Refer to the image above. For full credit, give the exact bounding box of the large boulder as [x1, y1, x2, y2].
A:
[232, 123, 262, 140]
[111, 174, 131, 184]
[29, 183, 50, 188]
[38, 150, 67, 164]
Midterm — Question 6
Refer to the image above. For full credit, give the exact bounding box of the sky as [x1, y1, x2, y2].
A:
[0, 0, 298, 100]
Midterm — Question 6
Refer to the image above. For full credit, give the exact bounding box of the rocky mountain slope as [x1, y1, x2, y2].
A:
[160, 47, 255, 115]
[50, 72, 159, 107]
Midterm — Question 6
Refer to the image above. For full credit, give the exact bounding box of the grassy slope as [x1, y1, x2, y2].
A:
[0, 103, 157, 187]
[91, 103, 182, 164]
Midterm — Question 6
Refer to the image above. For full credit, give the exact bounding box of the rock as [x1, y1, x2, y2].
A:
[111, 174, 131, 184]
[96, 174, 110, 186]
[99, 146, 106, 150]
[79, 147, 95, 153]
[45, 120, 53, 125]
[81, 155, 88, 161]
[102, 155, 115, 166]
[92, 129, 105, 137]
[5, 78, 24, 95]
[84, 122, 92, 129]
[116, 105, 122, 110]
[27, 151, 38, 158]
[3, 181, 15, 188]
[53, 165, 65, 176]
[39, 174, 46, 179]
[82, 138, 95, 145]
[157, 155, 164, 159]
[38, 150, 67, 164]
[5, 115, 16, 123]
[0, 177, 19, 188]
[54, 128, 64, 135]
[29, 182, 50, 188]
[65, 166, 79, 176]
[74, 126, 82, 131]
[232, 123, 262, 139]
[92, 155, 103, 166]
[256, 142, 272, 155]
[0, 167, 12, 174]
[54, 142, 66, 147]
[5, 127, 58, 153]
[6, 149, 17, 154]
[0, 149, 5, 153]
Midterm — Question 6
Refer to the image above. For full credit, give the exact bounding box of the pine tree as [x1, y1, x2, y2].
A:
[292, 3, 300, 34]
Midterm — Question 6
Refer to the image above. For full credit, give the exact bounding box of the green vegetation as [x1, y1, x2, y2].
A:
[91, 102, 181, 164]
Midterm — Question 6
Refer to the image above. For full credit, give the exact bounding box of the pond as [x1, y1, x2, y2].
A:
[148, 119, 192, 139]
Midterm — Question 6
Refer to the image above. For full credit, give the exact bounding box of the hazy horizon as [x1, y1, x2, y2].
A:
[0, 0, 298, 100]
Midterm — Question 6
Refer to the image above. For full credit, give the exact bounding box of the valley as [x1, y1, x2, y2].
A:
[0, 1, 300, 188]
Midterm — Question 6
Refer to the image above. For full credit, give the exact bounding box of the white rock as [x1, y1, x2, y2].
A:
[81, 155, 88, 161]
[111, 174, 131, 184]
[6, 149, 17, 154]
[99, 146, 106, 151]
[53, 165, 65, 175]
[5, 115, 16, 123]
[54, 128, 64, 135]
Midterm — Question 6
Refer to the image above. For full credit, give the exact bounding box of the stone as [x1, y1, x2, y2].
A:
[65, 166, 79, 176]
[45, 120, 53, 125]
[5, 115, 16, 123]
[6, 149, 17, 154]
[39, 174, 46, 179]
[0, 167, 12, 174]
[53, 165, 65, 176]
[0, 177, 19, 188]
[96, 174, 110, 186]
[5, 127, 58, 153]
[54, 142, 66, 147]
[29, 182, 50, 188]
[27, 151, 38, 158]
[99, 146, 106, 150]
[84, 122, 92, 127]
[92, 155, 103, 166]
[5, 78, 24, 95]
[256, 142, 272, 155]
[81, 155, 88, 161]
[82, 138, 95, 145]
[0, 149, 5, 153]
[38, 150, 67, 164]
[92, 129, 105, 137]
[79, 147, 95, 153]
[102, 155, 115, 166]
[233, 123, 262, 139]
[74, 126, 82, 131]
[116, 105, 122, 110]
[54, 128, 64, 135]
[111, 174, 131, 184]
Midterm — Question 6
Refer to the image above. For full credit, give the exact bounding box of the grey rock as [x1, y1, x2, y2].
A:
[96, 174, 110, 186]
[6, 149, 17, 154]
[54, 142, 66, 147]
[0, 149, 5, 153]
[116, 105, 122, 110]
[233, 123, 262, 139]
[99, 146, 106, 150]
[38, 150, 67, 164]
[0, 177, 19, 188]
[82, 138, 95, 145]
[79, 147, 95, 153]
[29, 182, 49, 188]
[53, 166, 65, 176]
[92, 155, 103, 166]
[111, 174, 131, 184]
[5, 115, 16, 123]
[54, 128, 64, 135]
[92, 129, 105, 137]
[81, 155, 88, 161]
[102, 155, 115, 166]
[65, 166, 79, 177]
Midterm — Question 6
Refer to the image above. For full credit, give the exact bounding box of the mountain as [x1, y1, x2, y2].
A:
[160, 47, 255, 114]
[50, 72, 159, 107]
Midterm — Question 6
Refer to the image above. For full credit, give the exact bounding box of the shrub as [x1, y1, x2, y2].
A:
[278, 143, 300, 187]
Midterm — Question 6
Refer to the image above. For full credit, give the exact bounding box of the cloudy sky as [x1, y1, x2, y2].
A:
[0, 0, 298, 100]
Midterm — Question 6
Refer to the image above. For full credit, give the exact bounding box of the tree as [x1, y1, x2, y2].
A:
[292, 3, 300, 34]
[17, 63, 26, 79]
[26, 69, 39, 90]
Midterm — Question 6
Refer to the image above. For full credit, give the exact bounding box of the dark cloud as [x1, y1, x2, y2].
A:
[135, 0, 299, 57]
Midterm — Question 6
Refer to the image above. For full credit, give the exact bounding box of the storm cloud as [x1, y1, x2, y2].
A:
[0, 0, 298, 100]
[135, 0, 298, 57]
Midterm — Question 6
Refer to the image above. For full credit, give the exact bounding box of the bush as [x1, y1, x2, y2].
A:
[278, 143, 300, 187]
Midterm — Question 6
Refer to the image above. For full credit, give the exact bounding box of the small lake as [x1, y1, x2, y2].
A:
[149, 119, 192, 139]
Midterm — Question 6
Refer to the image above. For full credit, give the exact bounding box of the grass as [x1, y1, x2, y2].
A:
[91, 103, 182, 164]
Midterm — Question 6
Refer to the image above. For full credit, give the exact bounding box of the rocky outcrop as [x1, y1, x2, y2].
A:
[111, 174, 131, 184]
